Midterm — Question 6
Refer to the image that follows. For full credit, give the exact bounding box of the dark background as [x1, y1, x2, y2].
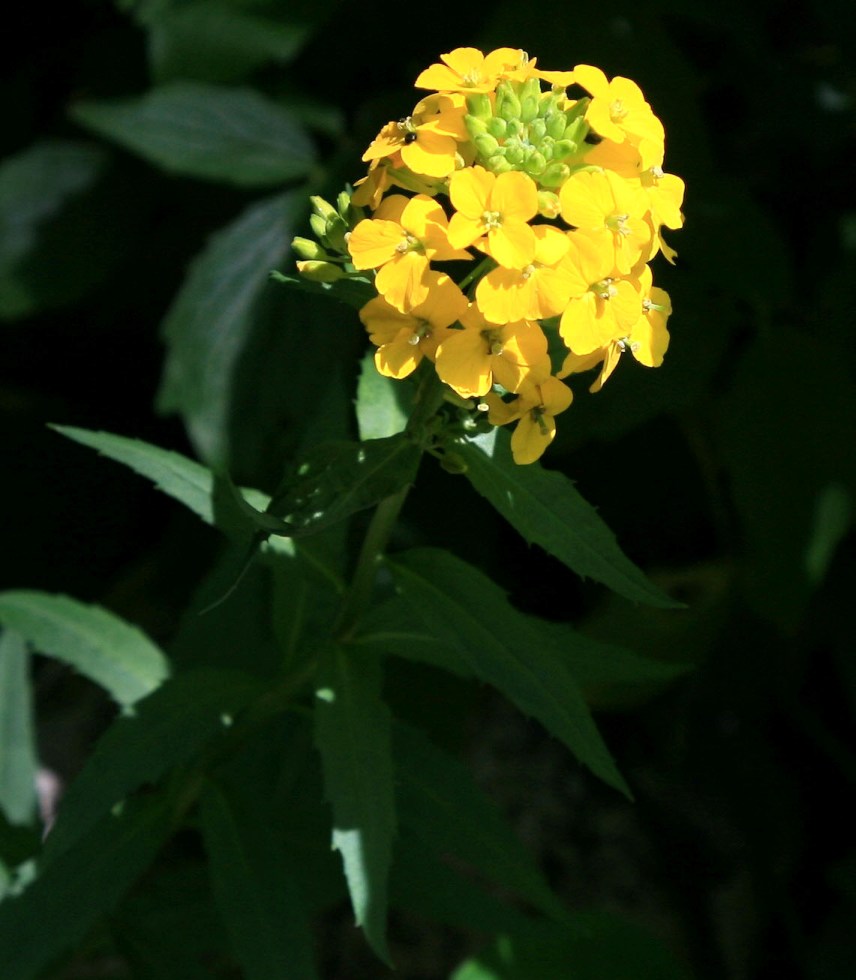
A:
[2, 1, 855, 977]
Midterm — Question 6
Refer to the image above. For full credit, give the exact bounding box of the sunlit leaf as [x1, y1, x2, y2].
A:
[0, 632, 37, 827]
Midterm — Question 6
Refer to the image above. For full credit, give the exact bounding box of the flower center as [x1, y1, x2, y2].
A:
[481, 209, 502, 231]
[609, 99, 628, 122]
[462, 68, 482, 87]
[606, 212, 632, 237]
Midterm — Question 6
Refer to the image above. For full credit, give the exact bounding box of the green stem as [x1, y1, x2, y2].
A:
[334, 483, 411, 641]
[456, 255, 495, 293]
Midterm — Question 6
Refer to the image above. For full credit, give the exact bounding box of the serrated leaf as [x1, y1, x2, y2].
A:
[313, 646, 395, 964]
[0, 592, 169, 709]
[70, 83, 314, 186]
[0, 795, 172, 980]
[43, 668, 261, 862]
[388, 549, 630, 796]
[200, 781, 318, 980]
[268, 435, 420, 535]
[0, 632, 38, 826]
[0, 140, 110, 319]
[395, 723, 566, 920]
[457, 428, 680, 608]
[157, 191, 304, 466]
[356, 354, 410, 441]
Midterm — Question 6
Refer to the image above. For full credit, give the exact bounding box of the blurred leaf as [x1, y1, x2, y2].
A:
[388, 549, 630, 796]
[267, 434, 420, 535]
[0, 794, 172, 980]
[458, 429, 680, 608]
[157, 191, 304, 466]
[451, 910, 693, 979]
[356, 354, 410, 441]
[70, 83, 314, 187]
[313, 645, 395, 964]
[394, 723, 566, 920]
[200, 781, 319, 980]
[0, 592, 169, 709]
[43, 668, 261, 861]
[147, 2, 314, 84]
[805, 482, 852, 586]
[0, 632, 37, 827]
[0, 140, 112, 319]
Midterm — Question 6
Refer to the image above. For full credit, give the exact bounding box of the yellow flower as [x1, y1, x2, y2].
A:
[348, 194, 470, 311]
[573, 64, 665, 170]
[359, 272, 468, 379]
[415, 47, 527, 94]
[486, 376, 573, 464]
[475, 226, 576, 323]
[434, 302, 549, 398]
[448, 166, 538, 269]
[557, 234, 642, 355]
[559, 169, 651, 276]
[362, 94, 468, 179]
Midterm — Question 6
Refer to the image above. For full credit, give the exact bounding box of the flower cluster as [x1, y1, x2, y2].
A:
[295, 47, 684, 464]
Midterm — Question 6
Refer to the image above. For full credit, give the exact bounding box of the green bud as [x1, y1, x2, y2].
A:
[292, 237, 328, 260]
[537, 190, 562, 219]
[553, 139, 578, 160]
[546, 111, 567, 141]
[505, 143, 525, 165]
[440, 451, 468, 475]
[525, 151, 547, 175]
[309, 213, 328, 240]
[529, 118, 547, 142]
[336, 190, 352, 219]
[486, 154, 513, 174]
[564, 117, 588, 145]
[465, 114, 489, 139]
[296, 260, 345, 283]
[466, 92, 493, 120]
[564, 97, 590, 124]
[540, 162, 571, 188]
[486, 117, 508, 140]
[474, 133, 500, 158]
[520, 78, 542, 103]
[505, 119, 523, 139]
[520, 95, 539, 124]
[309, 195, 337, 221]
[325, 214, 349, 252]
[496, 83, 521, 121]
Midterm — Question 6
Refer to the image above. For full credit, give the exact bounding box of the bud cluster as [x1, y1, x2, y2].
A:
[295, 47, 685, 464]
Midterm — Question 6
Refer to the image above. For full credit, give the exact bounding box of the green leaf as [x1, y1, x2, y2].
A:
[70, 83, 314, 187]
[43, 668, 261, 861]
[388, 549, 630, 796]
[157, 191, 304, 466]
[199, 781, 319, 980]
[0, 632, 37, 826]
[806, 483, 852, 586]
[0, 140, 111, 319]
[0, 795, 172, 980]
[269, 270, 375, 309]
[394, 723, 566, 920]
[268, 434, 420, 535]
[313, 645, 395, 964]
[457, 429, 680, 608]
[0, 592, 169, 709]
[146, 2, 315, 84]
[356, 353, 410, 441]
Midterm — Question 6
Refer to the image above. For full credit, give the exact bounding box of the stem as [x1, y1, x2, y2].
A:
[456, 255, 494, 293]
[334, 483, 411, 641]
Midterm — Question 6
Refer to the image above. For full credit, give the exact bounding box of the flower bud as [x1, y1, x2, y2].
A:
[292, 237, 328, 260]
[474, 133, 500, 158]
[537, 190, 561, 219]
[296, 260, 346, 283]
[466, 92, 493, 120]
[520, 94, 539, 124]
[440, 452, 468, 475]
[486, 117, 508, 140]
[465, 115, 489, 139]
[546, 111, 567, 141]
[309, 213, 328, 240]
[540, 162, 571, 187]
[310, 195, 338, 221]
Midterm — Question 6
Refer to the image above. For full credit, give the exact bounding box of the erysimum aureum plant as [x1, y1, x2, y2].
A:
[295, 46, 684, 465]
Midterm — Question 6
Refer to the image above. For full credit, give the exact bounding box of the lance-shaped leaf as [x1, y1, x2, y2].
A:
[356, 354, 410, 441]
[70, 83, 314, 186]
[43, 668, 261, 861]
[388, 549, 630, 796]
[313, 645, 395, 964]
[200, 781, 318, 980]
[267, 435, 420, 536]
[157, 191, 304, 467]
[0, 632, 38, 827]
[395, 723, 566, 920]
[0, 592, 169, 709]
[269, 270, 374, 309]
[0, 795, 172, 980]
[457, 429, 680, 608]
